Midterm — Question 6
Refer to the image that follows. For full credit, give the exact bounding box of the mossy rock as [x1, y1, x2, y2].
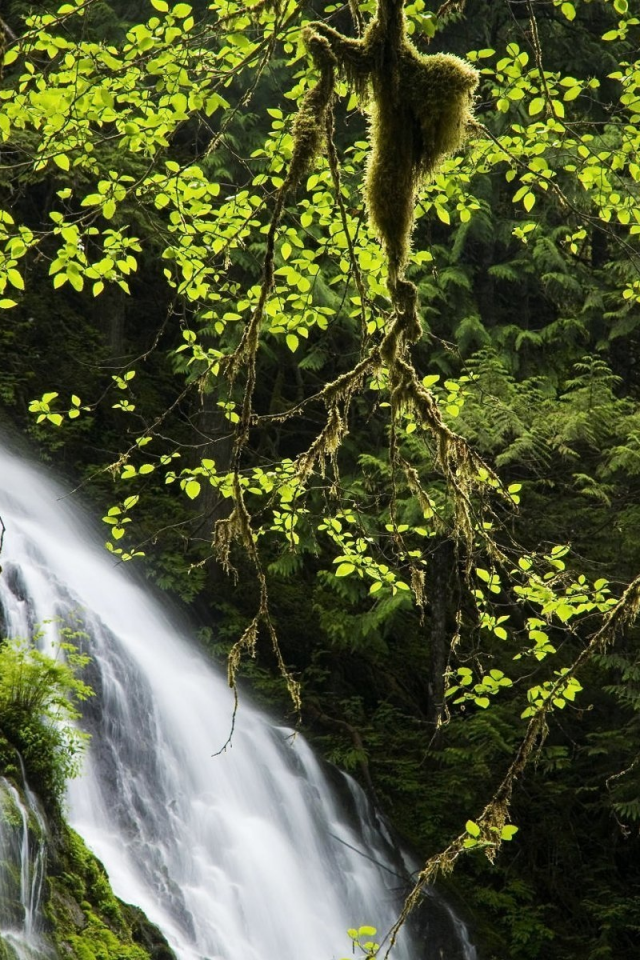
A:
[0, 898, 25, 929]
[0, 761, 175, 960]
[121, 905, 177, 960]
[0, 858, 22, 902]
[45, 825, 176, 960]
[65, 911, 150, 960]
[0, 937, 20, 960]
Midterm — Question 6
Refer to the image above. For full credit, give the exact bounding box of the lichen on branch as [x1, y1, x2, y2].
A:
[217, 0, 486, 727]
[305, 0, 479, 283]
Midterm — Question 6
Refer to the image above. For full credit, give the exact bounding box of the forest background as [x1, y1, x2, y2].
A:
[1, 0, 640, 957]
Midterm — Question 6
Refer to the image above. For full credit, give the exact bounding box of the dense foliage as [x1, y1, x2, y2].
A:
[1, 0, 640, 956]
[0, 629, 92, 809]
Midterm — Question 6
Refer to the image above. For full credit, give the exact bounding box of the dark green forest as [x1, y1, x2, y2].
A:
[1, 0, 640, 957]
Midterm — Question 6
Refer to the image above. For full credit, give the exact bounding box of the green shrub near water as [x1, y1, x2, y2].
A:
[0, 627, 93, 809]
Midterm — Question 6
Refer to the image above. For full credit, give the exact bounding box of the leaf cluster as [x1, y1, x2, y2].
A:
[0, 628, 93, 809]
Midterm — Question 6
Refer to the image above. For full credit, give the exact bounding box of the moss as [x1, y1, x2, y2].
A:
[363, 26, 478, 279]
[305, 0, 479, 282]
[0, 938, 20, 960]
[288, 31, 337, 190]
[0, 858, 22, 904]
[66, 912, 149, 960]
[45, 824, 176, 960]
[0, 735, 19, 784]
[1, 713, 172, 960]
[0, 786, 22, 829]
[121, 905, 177, 960]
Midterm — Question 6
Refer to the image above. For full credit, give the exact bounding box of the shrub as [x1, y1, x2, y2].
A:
[0, 626, 93, 808]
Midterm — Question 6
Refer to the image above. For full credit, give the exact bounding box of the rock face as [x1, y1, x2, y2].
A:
[0, 771, 176, 960]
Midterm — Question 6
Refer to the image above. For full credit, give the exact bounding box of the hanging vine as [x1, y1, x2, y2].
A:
[213, 0, 495, 706]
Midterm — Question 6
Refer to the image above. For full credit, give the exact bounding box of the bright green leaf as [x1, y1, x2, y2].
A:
[185, 479, 201, 499]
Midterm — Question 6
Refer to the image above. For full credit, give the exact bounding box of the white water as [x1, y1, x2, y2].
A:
[0, 443, 476, 960]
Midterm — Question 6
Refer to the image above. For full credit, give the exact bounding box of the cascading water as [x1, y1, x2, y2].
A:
[0, 441, 477, 960]
[0, 763, 49, 959]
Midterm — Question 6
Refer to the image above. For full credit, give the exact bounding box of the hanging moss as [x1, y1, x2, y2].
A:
[287, 31, 337, 190]
[365, 48, 478, 279]
[305, 0, 479, 282]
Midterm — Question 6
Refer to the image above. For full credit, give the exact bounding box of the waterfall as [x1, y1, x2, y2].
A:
[0, 765, 49, 960]
[0, 442, 477, 960]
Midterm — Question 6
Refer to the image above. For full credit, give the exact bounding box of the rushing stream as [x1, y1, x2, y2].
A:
[0, 441, 477, 960]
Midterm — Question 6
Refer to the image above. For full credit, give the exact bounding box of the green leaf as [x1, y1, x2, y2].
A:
[555, 602, 574, 623]
[466, 820, 481, 838]
[185, 479, 201, 499]
[7, 269, 24, 290]
[563, 85, 581, 102]
[501, 825, 519, 841]
[335, 562, 355, 577]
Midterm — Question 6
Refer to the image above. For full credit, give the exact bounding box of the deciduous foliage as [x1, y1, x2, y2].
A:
[0, 628, 93, 808]
[1, 0, 640, 955]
